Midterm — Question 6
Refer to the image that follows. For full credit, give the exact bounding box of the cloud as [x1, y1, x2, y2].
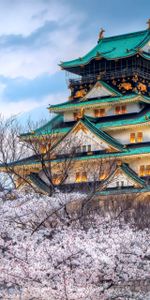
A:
[0, 91, 67, 118]
[0, 1, 89, 79]
[0, 72, 67, 101]
[0, 0, 148, 118]
[0, 0, 69, 36]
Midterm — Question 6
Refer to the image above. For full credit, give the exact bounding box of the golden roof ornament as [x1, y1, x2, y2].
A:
[98, 28, 105, 42]
[146, 18, 150, 29]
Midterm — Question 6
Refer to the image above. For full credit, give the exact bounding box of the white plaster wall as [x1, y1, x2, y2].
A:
[63, 103, 141, 122]
[109, 126, 150, 144]
[55, 127, 111, 155]
[106, 102, 141, 116]
[129, 157, 150, 175]
[107, 172, 134, 188]
[64, 112, 74, 122]
[64, 163, 101, 184]
[85, 107, 110, 117]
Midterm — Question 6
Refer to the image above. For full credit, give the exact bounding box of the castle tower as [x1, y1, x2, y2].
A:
[1, 25, 150, 196]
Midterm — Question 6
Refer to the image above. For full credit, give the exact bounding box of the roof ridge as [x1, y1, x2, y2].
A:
[98, 29, 148, 43]
[61, 29, 149, 68]
[83, 116, 124, 151]
[49, 93, 138, 110]
[120, 163, 145, 186]
[20, 114, 63, 137]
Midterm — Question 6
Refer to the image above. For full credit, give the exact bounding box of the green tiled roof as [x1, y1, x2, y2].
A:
[28, 173, 50, 194]
[52, 145, 150, 163]
[60, 29, 150, 68]
[48, 94, 150, 112]
[20, 105, 150, 139]
[20, 114, 64, 138]
[0, 155, 40, 168]
[49, 116, 125, 153]
[120, 163, 145, 186]
[1, 145, 150, 168]
[96, 185, 150, 196]
[95, 109, 150, 130]
[83, 117, 124, 151]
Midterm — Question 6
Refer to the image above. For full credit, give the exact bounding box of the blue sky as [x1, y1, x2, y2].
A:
[0, 0, 149, 119]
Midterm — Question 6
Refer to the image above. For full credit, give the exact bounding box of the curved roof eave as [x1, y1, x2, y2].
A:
[60, 29, 149, 69]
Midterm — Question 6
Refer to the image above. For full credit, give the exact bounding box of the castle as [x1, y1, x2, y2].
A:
[1, 23, 150, 196]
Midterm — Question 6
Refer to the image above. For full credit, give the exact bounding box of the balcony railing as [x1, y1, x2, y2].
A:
[68, 66, 150, 86]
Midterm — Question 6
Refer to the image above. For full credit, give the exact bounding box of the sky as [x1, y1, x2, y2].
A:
[0, 0, 149, 120]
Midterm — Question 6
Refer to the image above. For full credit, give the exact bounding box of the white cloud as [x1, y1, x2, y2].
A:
[0, 92, 67, 118]
[0, 0, 69, 36]
[0, 26, 92, 79]
[0, 0, 92, 79]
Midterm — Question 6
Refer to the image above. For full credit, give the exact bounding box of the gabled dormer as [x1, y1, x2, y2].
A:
[104, 163, 145, 189]
[51, 117, 124, 158]
[81, 81, 121, 101]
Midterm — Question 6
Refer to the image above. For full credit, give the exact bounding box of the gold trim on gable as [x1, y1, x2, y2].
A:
[73, 123, 88, 134]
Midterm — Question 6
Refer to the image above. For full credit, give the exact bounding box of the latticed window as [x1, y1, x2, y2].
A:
[76, 145, 92, 153]
[82, 145, 86, 152]
[94, 108, 105, 117]
[122, 105, 127, 114]
[116, 181, 120, 188]
[75, 172, 87, 182]
[130, 132, 143, 143]
[137, 132, 143, 143]
[75, 172, 80, 182]
[115, 105, 127, 114]
[130, 133, 135, 143]
[87, 144, 91, 152]
[146, 165, 150, 176]
[82, 172, 87, 181]
[140, 165, 145, 176]
[115, 106, 121, 114]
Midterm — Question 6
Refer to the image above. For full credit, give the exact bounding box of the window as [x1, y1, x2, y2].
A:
[95, 108, 105, 117]
[122, 106, 127, 114]
[140, 165, 145, 176]
[139, 165, 150, 177]
[82, 145, 86, 152]
[76, 172, 80, 182]
[146, 165, 150, 176]
[130, 133, 135, 143]
[87, 145, 91, 152]
[130, 132, 143, 143]
[121, 181, 124, 187]
[116, 181, 120, 188]
[115, 105, 127, 115]
[75, 172, 87, 182]
[115, 106, 121, 114]
[76, 145, 91, 153]
[82, 172, 87, 181]
[137, 132, 143, 143]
